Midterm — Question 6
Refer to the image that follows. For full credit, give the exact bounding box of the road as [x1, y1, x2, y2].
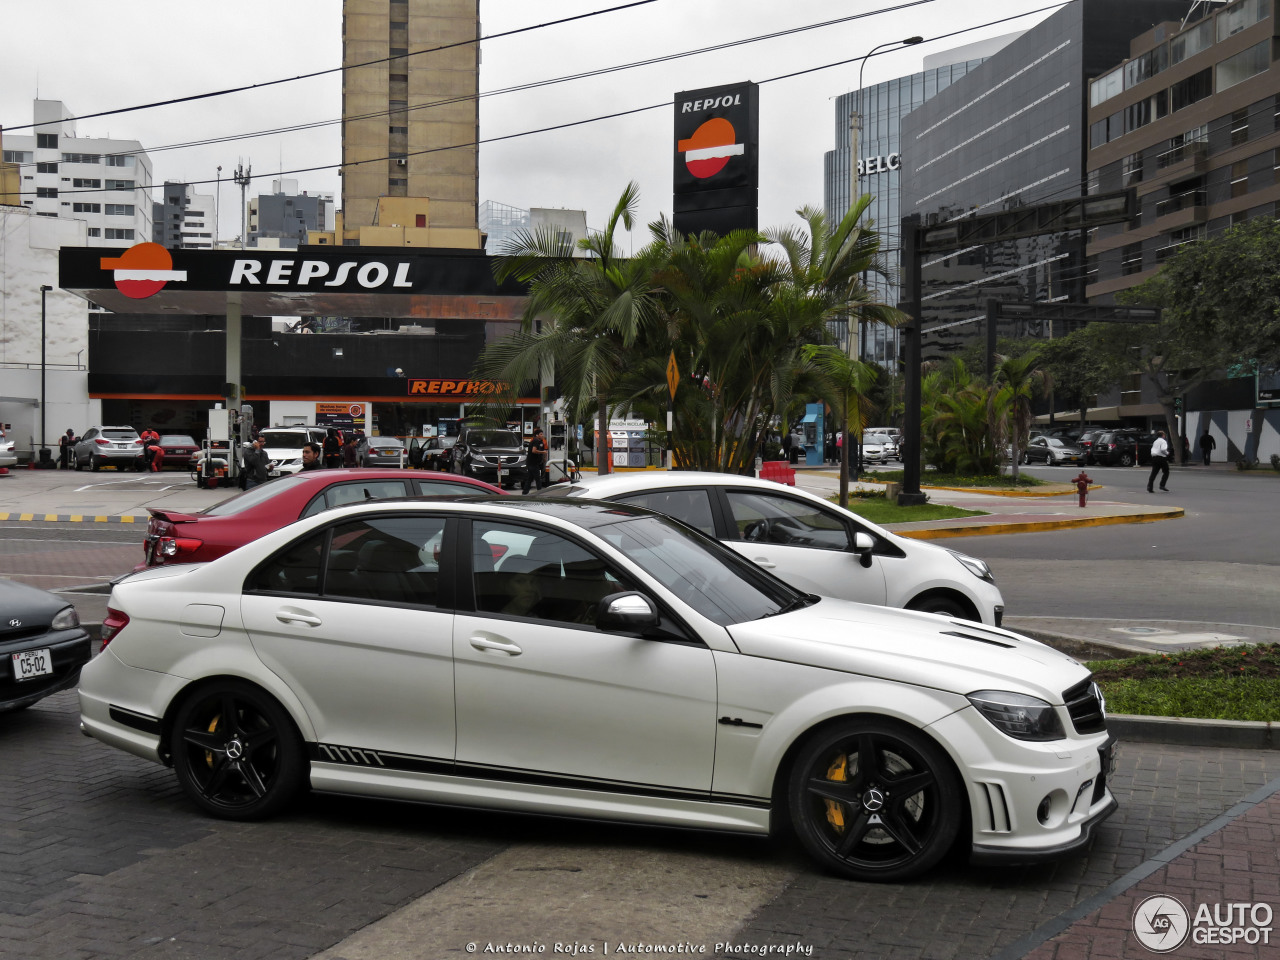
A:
[2, 464, 1279, 959]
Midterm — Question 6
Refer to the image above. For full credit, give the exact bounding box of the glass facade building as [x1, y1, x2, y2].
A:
[900, 0, 1190, 362]
[824, 58, 987, 366]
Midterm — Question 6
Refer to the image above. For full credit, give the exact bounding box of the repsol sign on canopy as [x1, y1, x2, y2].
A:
[59, 243, 518, 299]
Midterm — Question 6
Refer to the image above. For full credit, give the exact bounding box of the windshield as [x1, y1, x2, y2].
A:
[202, 473, 313, 516]
[160, 435, 196, 445]
[467, 431, 519, 446]
[260, 432, 310, 449]
[594, 514, 800, 626]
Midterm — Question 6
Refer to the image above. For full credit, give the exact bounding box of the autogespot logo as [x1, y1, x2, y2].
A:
[1133, 895, 1190, 953]
[100, 242, 188, 299]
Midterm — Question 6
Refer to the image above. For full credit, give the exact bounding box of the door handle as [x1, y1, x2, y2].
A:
[276, 611, 322, 627]
[470, 636, 522, 656]
[752, 558, 777, 569]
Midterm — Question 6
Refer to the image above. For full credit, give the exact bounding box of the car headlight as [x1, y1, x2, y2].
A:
[51, 606, 81, 630]
[967, 690, 1066, 741]
[946, 548, 994, 583]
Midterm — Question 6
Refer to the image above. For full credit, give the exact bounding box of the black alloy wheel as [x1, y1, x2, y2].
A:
[1022, 451, 1032, 465]
[1120, 452, 1134, 467]
[90, 455, 101, 472]
[171, 681, 306, 820]
[788, 718, 962, 882]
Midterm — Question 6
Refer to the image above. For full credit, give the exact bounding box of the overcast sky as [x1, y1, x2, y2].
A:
[2, 0, 1062, 244]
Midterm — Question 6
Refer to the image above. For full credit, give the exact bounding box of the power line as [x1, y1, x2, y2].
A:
[1, 0, 663, 132]
[6, 1, 1069, 200]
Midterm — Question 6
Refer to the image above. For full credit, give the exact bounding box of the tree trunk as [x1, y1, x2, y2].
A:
[597, 399, 610, 475]
[839, 407, 851, 509]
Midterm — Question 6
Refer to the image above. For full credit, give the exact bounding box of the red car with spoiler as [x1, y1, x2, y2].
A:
[140, 469, 503, 568]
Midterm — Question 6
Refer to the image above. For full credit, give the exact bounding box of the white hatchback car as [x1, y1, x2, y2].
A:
[539, 472, 1005, 626]
[79, 497, 1114, 882]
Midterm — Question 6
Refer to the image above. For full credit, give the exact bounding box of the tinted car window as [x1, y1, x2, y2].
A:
[471, 521, 632, 626]
[724, 491, 850, 551]
[323, 516, 444, 606]
[418, 480, 488, 497]
[298, 479, 411, 518]
[467, 430, 519, 446]
[260, 432, 309, 449]
[246, 529, 325, 595]
[614, 488, 717, 536]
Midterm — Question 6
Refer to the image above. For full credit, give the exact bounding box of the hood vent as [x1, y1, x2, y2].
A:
[940, 630, 1015, 649]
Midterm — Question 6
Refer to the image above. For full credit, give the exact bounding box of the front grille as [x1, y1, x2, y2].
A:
[1, 625, 51, 643]
[1064, 679, 1107, 735]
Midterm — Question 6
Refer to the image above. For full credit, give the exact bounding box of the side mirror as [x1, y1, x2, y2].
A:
[596, 591, 660, 632]
[852, 531, 875, 568]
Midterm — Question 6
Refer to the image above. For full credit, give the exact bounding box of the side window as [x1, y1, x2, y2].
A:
[418, 480, 488, 497]
[323, 516, 445, 606]
[301, 479, 410, 517]
[724, 491, 851, 552]
[471, 520, 632, 627]
[246, 529, 326, 596]
[615, 488, 717, 536]
[82, 428, 97, 441]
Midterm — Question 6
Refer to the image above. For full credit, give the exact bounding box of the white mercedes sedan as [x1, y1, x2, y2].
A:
[79, 497, 1115, 882]
[536, 472, 1006, 626]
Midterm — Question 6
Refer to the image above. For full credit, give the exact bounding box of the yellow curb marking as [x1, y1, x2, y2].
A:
[898, 508, 1183, 539]
[18, 513, 33, 521]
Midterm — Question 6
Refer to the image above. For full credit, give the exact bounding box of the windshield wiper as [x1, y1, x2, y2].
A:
[764, 594, 820, 617]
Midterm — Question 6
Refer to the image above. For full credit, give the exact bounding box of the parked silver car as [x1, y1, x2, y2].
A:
[355, 436, 406, 468]
[72, 426, 142, 471]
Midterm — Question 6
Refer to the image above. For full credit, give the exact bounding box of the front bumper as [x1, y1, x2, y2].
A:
[927, 710, 1118, 863]
[1, 629, 93, 712]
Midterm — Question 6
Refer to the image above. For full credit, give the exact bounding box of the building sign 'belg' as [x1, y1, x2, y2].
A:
[672, 81, 759, 237]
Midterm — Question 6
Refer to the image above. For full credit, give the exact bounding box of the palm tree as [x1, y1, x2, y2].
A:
[764, 196, 904, 491]
[802, 345, 878, 507]
[486, 182, 663, 474]
[993, 351, 1051, 483]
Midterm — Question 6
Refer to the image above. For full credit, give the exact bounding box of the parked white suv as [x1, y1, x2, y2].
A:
[540, 471, 1005, 625]
[258, 426, 330, 475]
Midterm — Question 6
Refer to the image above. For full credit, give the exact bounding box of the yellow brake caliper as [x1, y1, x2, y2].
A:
[206, 715, 221, 767]
[825, 754, 848, 832]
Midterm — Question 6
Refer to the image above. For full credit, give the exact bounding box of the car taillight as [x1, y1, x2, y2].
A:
[100, 608, 130, 650]
[94, 438, 111, 445]
[157, 536, 203, 558]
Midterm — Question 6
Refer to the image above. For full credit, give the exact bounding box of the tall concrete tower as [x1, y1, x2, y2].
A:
[341, 0, 479, 240]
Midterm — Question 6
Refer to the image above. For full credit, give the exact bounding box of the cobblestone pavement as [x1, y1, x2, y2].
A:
[4, 692, 1280, 959]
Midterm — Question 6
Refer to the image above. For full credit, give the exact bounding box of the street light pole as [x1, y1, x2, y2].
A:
[847, 36, 922, 476]
[39, 284, 52, 464]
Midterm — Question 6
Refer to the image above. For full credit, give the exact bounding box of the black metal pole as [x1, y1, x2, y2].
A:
[899, 215, 926, 506]
[39, 284, 52, 463]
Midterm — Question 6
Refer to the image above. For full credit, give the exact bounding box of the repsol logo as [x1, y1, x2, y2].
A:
[228, 259, 414, 288]
[681, 94, 742, 113]
[316, 743, 386, 766]
[408, 379, 508, 397]
[858, 153, 902, 176]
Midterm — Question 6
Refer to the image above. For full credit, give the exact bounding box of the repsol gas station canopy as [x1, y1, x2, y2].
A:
[59, 242, 526, 316]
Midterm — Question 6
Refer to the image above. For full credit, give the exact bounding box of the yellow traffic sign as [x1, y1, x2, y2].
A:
[666, 351, 680, 400]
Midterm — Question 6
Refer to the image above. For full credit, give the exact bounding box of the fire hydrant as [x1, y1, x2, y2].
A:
[1073, 471, 1092, 508]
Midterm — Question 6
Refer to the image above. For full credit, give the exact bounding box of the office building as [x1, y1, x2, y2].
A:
[153, 182, 217, 249]
[247, 179, 336, 248]
[1085, 0, 1280, 300]
[338, 0, 481, 247]
[900, 0, 1189, 360]
[823, 38, 1011, 365]
[479, 201, 589, 256]
[2, 99, 153, 246]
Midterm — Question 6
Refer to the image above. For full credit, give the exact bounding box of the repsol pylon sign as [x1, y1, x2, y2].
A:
[672, 81, 758, 238]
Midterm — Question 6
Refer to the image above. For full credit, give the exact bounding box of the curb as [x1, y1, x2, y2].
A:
[1108, 714, 1279, 749]
[894, 507, 1183, 539]
[921, 483, 1092, 498]
[0, 512, 145, 523]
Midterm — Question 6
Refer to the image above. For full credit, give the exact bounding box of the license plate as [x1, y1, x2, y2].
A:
[12, 648, 53, 681]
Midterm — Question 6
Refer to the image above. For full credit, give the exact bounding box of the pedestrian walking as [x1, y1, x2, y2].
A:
[1147, 430, 1171, 493]
[522, 426, 548, 495]
[1199, 429, 1216, 466]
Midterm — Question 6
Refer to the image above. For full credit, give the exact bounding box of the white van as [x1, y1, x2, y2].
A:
[258, 426, 330, 475]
